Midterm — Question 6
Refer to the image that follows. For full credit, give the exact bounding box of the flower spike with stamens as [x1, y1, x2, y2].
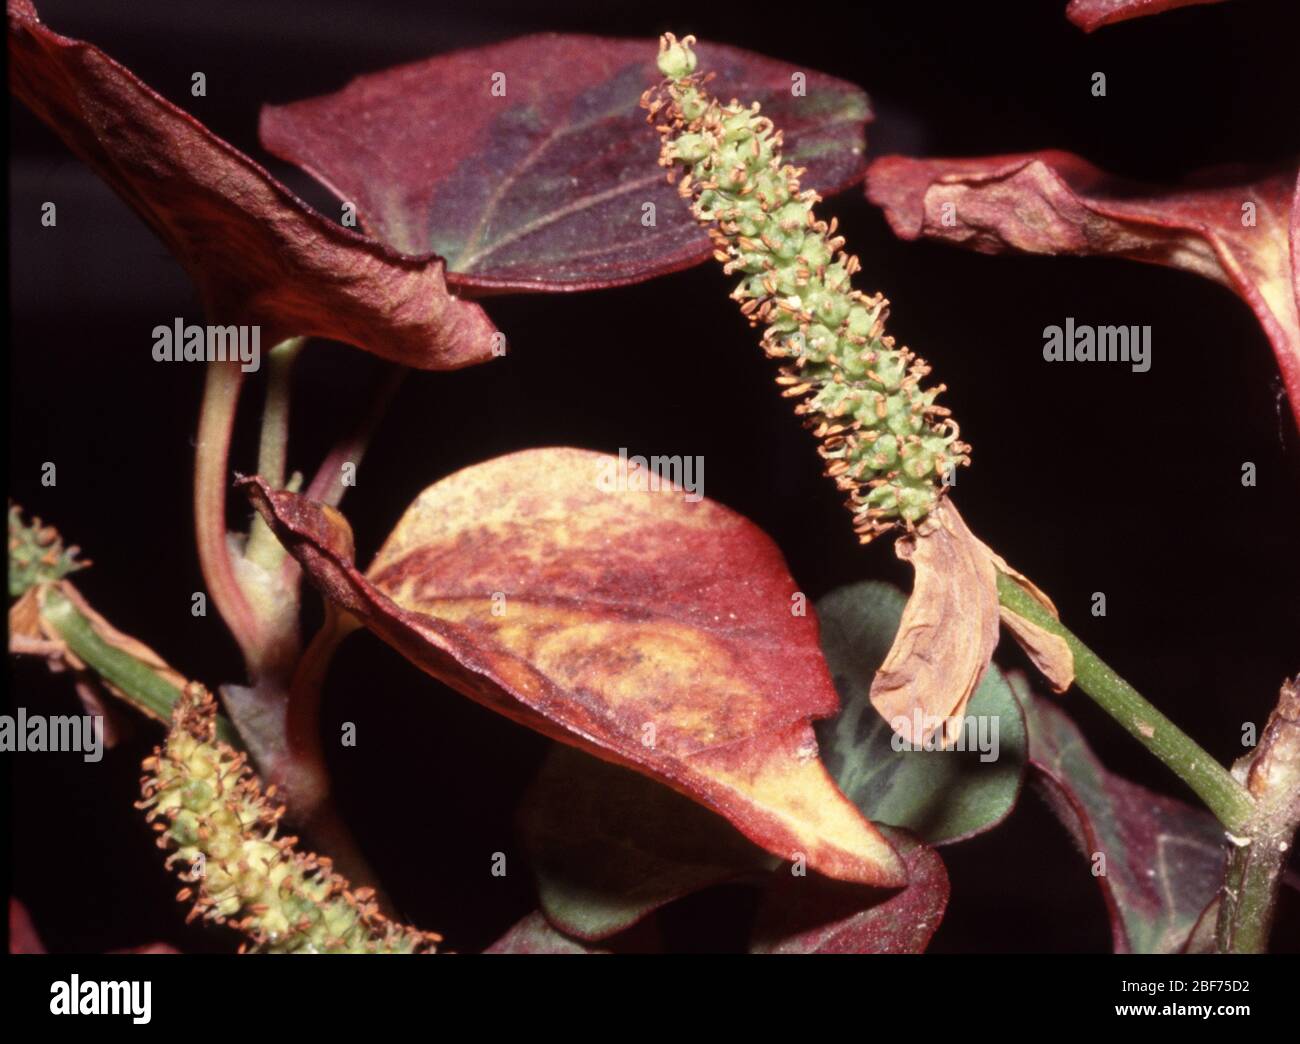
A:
[642, 34, 969, 542]
[138, 682, 440, 954]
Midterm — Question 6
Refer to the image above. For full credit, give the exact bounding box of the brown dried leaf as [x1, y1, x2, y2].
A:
[870, 500, 1000, 746]
[998, 605, 1075, 694]
[984, 554, 1075, 694]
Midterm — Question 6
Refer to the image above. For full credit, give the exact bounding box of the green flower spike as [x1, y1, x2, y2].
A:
[9, 504, 88, 599]
[138, 683, 440, 954]
[643, 34, 970, 542]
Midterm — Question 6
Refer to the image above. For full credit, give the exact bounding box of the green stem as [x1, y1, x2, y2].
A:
[997, 572, 1255, 832]
[246, 338, 304, 571]
[39, 586, 238, 745]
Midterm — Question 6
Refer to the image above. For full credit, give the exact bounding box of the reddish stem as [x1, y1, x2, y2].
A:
[194, 360, 260, 663]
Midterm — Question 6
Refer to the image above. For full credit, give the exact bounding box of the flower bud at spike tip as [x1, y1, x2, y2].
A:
[657, 32, 699, 79]
[642, 35, 969, 542]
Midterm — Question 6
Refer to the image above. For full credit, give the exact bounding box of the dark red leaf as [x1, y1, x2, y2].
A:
[1009, 673, 1227, 953]
[8, 897, 44, 954]
[259, 34, 871, 294]
[9, 897, 180, 954]
[483, 912, 604, 954]
[240, 449, 906, 888]
[1066, 0, 1229, 33]
[865, 151, 1300, 430]
[8, 0, 497, 369]
[750, 829, 948, 953]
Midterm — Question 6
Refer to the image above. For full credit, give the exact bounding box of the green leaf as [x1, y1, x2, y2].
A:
[519, 745, 775, 942]
[816, 581, 1028, 844]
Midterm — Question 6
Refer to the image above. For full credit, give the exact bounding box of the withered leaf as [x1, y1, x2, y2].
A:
[866, 151, 1300, 430]
[870, 500, 1000, 747]
[8, 0, 497, 369]
[986, 555, 1075, 694]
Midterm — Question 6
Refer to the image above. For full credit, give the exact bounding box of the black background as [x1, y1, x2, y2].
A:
[8, 0, 1300, 954]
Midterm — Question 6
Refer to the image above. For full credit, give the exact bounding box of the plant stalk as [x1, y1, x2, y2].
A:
[997, 572, 1255, 832]
[38, 585, 239, 745]
[246, 337, 304, 571]
[303, 362, 407, 509]
[194, 359, 260, 662]
[1215, 677, 1300, 952]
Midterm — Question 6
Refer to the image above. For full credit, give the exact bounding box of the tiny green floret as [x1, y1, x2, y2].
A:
[644, 34, 969, 541]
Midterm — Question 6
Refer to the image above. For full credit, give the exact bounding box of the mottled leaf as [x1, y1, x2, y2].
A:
[866, 151, 1300, 429]
[751, 829, 948, 953]
[818, 581, 1027, 845]
[260, 35, 871, 293]
[242, 448, 905, 887]
[1066, 0, 1228, 32]
[520, 744, 774, 941]
[8, 0, 497, 369]
[483, 911, 603, 954]
[1009, 672, 1227, 953]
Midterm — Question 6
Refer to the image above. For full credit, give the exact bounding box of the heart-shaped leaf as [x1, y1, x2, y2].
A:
[8, 0, 497, 369]
[242, 448, 905, 887]
[1066, 0, 1229, 33]
[865, 151, 1300, 430]
[750, 828, 948, 953]
[483, 911, 603, 954]
[520, 744, 775, 942]
[1008, 672, 1227, 953]
[259, 35, 871, 293]
[817, 581, 1028, 845]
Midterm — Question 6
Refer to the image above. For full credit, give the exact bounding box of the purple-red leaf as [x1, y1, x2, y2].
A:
[1066, 0, 1229, 33]
[241, 449, 905, 888]
[865, 151, 1300, 430]
[9, 897, 180, 954]
[750, 829, 948, 953]
[483, 911, 603, 954]
[1009, 673, 1227, 953]
[259, 34, 871, 294]
[8, 0, 497, 369]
